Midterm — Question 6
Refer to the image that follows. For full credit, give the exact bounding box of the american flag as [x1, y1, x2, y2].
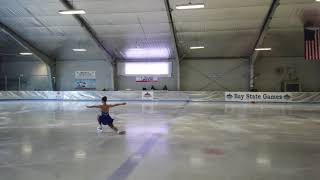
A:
[305, 28, 320, 60]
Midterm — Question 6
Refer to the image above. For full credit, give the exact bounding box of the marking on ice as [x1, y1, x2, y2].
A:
[107, 134, 160, 180]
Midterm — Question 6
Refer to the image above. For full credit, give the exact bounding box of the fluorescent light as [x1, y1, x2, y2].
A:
[58, 9, 86, 15]
[73, 49, 87, 52]
[255, 48, 272, 51]
[176, 3, 205, 10]
[190, 46, 205, 50]
[19, 52, 33, 56]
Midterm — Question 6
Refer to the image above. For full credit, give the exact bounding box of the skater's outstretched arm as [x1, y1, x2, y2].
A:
[86, 105, 101, 108]
[108, 103, 127, 108]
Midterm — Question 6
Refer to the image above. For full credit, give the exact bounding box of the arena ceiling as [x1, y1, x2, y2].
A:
[0, 0, 318, 62]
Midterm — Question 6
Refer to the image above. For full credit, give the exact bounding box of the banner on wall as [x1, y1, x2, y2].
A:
[225, 92, 292, 102]
[75, 71, 96, 90]
[136, 76, 158, 82]
[142, 91, 154, 100]
[75, 71, 96, 79]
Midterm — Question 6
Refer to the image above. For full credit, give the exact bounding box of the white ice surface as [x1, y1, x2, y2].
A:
[0, 101, 320, 180]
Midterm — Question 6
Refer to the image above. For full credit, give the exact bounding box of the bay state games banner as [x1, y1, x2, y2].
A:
[75, 71, 96, 90]
[225, 92, 292, 103]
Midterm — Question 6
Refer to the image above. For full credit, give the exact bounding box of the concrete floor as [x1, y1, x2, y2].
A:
[0, 101, 320, 180]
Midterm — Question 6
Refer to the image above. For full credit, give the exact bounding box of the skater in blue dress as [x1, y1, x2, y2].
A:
[87, 96, 126, 134]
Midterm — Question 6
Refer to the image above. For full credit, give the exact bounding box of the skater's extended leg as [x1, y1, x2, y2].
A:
[108, 123, 118, 133]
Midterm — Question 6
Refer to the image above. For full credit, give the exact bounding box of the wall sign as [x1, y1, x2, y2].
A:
[142, 91, 154, 100]
[75, 71, 96, 79]
[136, 76, 158, 82]
[225, 92, 292, 102]
[75, 71, 96, 90]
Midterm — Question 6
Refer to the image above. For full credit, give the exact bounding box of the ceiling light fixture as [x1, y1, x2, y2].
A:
[58, 9, 86, 15]
[190, 46, 205, 50]
[73, 48, 87, 52]
[255, 48, 272, 51]
[176, 3, 205, 10]
[19, 52, 33, 55]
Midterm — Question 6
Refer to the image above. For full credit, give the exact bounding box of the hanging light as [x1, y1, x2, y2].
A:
[190, 46, 205, 50]
[255, 48, 272, 51]
[73, 49, 87, 52]
[176, 3, 205, 10]
[19, 52, 33, 55]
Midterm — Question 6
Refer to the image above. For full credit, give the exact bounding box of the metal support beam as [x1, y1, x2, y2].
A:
[0, 21, 56, 90]
[248, 60, 254, 91]
[59, 0, 115, 62]
[251, 0, 280, 63]
[59, 0, 117, 90]
[111, 62, 117, 91]
[164, 0, 181, 90]
[249, 0, 280, 90]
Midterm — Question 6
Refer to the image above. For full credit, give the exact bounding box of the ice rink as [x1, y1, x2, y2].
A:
[1, 101, 320, 180]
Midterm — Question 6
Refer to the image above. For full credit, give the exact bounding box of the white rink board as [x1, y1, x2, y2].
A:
[0, 91, 320, 103]
[0, 91, 224, 102]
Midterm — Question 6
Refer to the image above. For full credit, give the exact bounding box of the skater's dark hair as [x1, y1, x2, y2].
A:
[101, 96, 107, 102]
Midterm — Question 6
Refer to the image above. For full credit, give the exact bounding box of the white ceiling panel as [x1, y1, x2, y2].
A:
[170, 0, 270, 58]
[175, 19, 262, 32]
[102, 38, 174, 60]
[141, 23, 171, 33]
[75, 0, 166, 14]
[261, 29, 304, 57]
[99, 33, 171, 40]
[172, 6, 269, 22]
[270, 18, 303, 29]
[85, 12, 169, 25]
[171, 0, 271, 9]
[2, 0, 313, 60]
[24, 4, 64, 16]
[37, 16, 79, 27]
[85, 14, 142, 25]
[177, 30, 258, 57]
[94, 25, 143, 35]
[0, 7, 30, 17]
[0, 17, 42, 27]
[263, 0, 317, 57]
[12, 26, 87, 38]
[273, 2, 320, 18]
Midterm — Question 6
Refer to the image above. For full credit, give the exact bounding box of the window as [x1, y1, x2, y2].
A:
[118, 62, 172, 77]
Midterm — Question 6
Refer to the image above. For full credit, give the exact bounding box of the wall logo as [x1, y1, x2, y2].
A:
[143, 92, 152, 98]
[142, 91, 154, 100]
[55, 91, 63, 99]
[226, 94, 233, 99]
[283, 94, 291, 100]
